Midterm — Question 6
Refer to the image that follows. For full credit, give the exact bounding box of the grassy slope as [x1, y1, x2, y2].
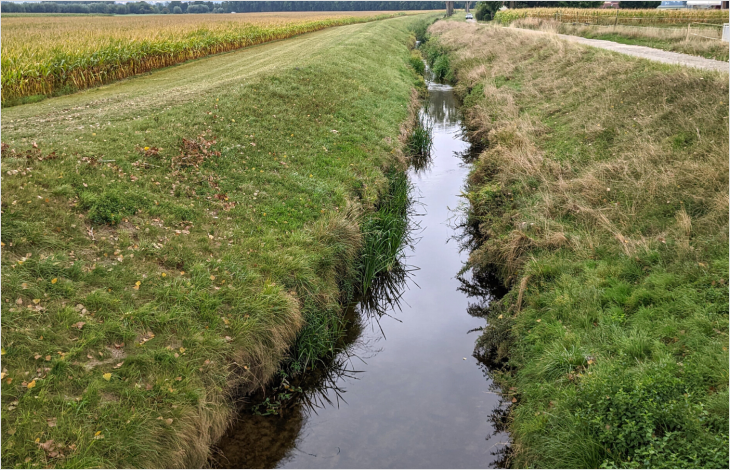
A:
[427, 22, 729, 468]
[0, 14, 434, 468]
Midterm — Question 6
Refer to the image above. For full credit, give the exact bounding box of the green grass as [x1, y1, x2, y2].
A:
[428, 22, 729, 469]
[0, 13, 440, 468]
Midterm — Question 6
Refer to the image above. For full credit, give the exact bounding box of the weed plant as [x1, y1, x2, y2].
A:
[409, 18, 432, 43]
[421, 38, 454, 82]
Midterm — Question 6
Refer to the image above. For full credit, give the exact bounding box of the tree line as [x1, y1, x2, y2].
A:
[0, 1, 455, 15]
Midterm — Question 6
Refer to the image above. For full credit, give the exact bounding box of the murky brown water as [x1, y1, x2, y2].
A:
[215, 69, 509, 469]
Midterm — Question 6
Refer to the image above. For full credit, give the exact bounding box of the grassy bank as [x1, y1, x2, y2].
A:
[0, 13, 437, 468]
[509, 18, 729, 62]
[426, 21, 729, 468]
[1, 11, 420, 105]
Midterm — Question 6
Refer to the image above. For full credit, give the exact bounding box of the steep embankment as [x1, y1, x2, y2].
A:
[426, 21, 728, 468]
[0, 14, 434, 468]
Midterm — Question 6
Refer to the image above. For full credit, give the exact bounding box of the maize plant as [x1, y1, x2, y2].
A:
[1, 11, 412, 103]
[494, 8, 728, 26]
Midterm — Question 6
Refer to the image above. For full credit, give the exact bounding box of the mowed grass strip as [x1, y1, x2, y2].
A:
[0, 11, 420, 104]
[427, 22, 728, 468]
[0, 14, 435, 468]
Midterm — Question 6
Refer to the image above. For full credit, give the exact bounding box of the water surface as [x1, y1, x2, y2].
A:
[217, 72, 508, 469]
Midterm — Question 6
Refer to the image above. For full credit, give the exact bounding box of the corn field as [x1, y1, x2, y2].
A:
[494, 8, 728, 26]
[1, 12, 412, 103]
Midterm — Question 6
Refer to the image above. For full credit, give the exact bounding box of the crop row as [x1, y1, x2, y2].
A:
[494, 8, 728, 26]
[1, 12, 407, 103]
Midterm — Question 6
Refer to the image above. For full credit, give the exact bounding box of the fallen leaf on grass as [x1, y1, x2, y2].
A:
[165, 418, 174, 425]
[27, 379, 36, 389]
[47, 418, 57, 427]
[38, 440, 55, 452]
[72, 322, 86, 330]
[102, 373, 112, 381]
[32, 299, 40, 304]
[113, 362, 124, 369]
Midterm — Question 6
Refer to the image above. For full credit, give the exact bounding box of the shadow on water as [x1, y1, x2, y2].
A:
[214, 62, 511, 469]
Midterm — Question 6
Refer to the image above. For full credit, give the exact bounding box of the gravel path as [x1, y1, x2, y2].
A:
[512, 27, 728, 73]
[557, 34, 729, 72]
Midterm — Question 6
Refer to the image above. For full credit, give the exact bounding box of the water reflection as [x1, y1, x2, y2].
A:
[215, 64, 510, 469]
[215, 321, 360, 468]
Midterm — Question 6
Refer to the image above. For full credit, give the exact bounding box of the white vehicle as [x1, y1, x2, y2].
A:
[465, 13, 474, 20]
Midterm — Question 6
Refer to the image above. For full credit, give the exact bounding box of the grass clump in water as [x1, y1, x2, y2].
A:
[358, 170, 413, 297]
[406, 113, 433, 170]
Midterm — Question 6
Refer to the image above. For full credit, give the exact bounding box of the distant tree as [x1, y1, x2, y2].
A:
[173, 5, 183, 14]
[161, 7, 170, 13]
[187, 4, 209, 13]
[619, 1, 660, 8]
[0, 0, 454, 15]
[475, 1, 503, 20]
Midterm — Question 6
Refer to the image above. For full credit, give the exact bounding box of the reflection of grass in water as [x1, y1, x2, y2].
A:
[457, 266, 512, 468]
[359, 257, 417, 322]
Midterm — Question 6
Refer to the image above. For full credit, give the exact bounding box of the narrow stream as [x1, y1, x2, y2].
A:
[216, 70, 509, 469]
